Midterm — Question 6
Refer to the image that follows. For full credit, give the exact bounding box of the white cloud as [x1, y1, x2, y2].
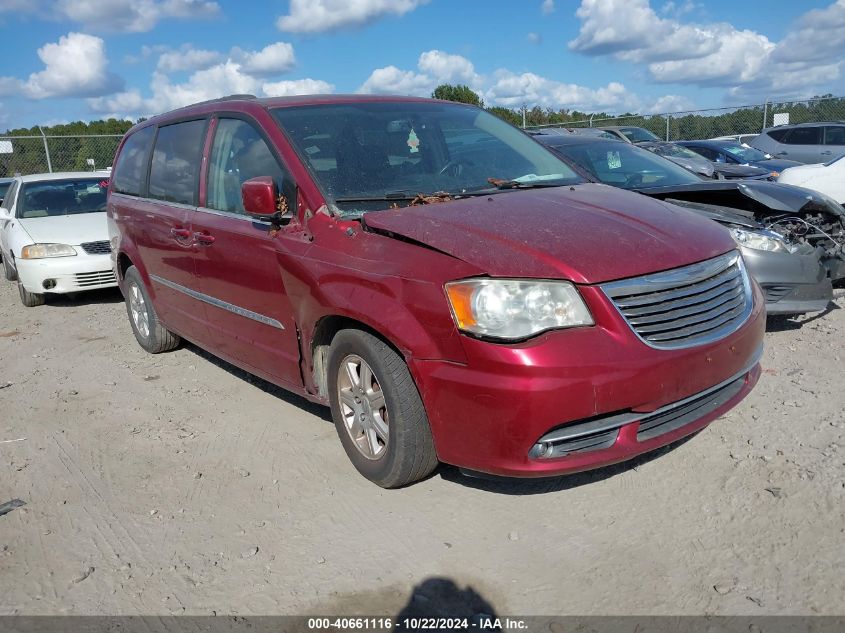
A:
[358, 66, 432, 96]
[417, 50, 480, 87]
[644, 94, 695, 113]
[527, 32, 541, 45]
[541, 0, 554, 15]
[0, 32, 122, 99]
[55, 0, 220, 32]
[89, 60, 331, 118]
[771, 0, 845, 67]
[568, 0, 845, 98]
[235, 42, 296, 77]
[157, 45, 221, 73]
[277, 0, 428, 34]
[484, 70, 641, 112]
[569, 0, 717, 63]
[358, 49, 479, 95]
[263, 78, 334, 96]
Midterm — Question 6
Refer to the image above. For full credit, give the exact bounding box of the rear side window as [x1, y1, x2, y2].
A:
[824, 126, 845, 145]
[784, 126, 821, 145]
[766, 128, 789, 142]
[148, 120, 206, 206]
[112, 126, 154, 196]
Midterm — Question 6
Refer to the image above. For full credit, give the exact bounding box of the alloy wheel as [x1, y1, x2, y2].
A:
[336, 354, 389, 460]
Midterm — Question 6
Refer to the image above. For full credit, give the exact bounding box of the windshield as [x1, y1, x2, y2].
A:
[544, 140, 702, 190]
[652, 144, 704, 160]
[271, 101, 582, 215]
[721, 143, 767, 162]
[620, 127, 661, 143]
[17, 178, 109, 218]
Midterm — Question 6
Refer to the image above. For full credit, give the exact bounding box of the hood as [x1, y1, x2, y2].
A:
[636, 180, 845, 220]
[18, 212, 109, 246]
[714, 163, 771, 179]
[361, 184, 734, 284]
[665, 155, 715, 178]
[778, 162, 825, 179]
[659, 199, 760, 229]
[751, 158, 802, 172]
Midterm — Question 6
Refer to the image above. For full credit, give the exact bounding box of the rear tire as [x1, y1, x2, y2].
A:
[18, 281, 45, 307]
[327, 329, 438, 488]
[4, 256, 17, 281]
[123, 265, 180, 353]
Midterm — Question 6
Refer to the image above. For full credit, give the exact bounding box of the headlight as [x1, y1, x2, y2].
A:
[445, 278, 594, 340]
[730, 228, 787, 253]
[20, 243, 77, 259]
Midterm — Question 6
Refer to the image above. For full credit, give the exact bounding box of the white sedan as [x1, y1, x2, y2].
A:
[0, 172, 117, 307]
[778, 154, 845, 204]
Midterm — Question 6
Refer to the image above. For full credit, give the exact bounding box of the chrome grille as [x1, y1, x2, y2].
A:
[602, 251, 752, 350]
[80, 240, 112, 255]
[75, 270, 117, 287]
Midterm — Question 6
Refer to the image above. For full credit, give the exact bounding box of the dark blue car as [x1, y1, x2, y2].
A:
[677, 139, 801, 176]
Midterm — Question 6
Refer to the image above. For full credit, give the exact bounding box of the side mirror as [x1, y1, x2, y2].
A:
[242, 176, 280, 218]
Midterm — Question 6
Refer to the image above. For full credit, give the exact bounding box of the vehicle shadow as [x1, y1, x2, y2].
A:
[182, 342, 333, 423]
[438, 433, 699, 496]
[766, 300, 841, 332]
[42, 287, 124, 306]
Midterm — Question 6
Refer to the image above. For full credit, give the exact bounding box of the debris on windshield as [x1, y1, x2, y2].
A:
[408, 192, 454, 205]
[487, 177, 514, 188]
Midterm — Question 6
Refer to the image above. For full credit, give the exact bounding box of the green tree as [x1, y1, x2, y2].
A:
[432, 84, 483, 107]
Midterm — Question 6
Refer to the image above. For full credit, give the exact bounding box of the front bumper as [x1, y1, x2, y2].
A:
[741, 244, 832, 314]
[410, 283, 765, 478]
[16, 252, 117, 294]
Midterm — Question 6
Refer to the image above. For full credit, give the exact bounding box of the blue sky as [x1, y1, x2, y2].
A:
[0, 0, 843, 129]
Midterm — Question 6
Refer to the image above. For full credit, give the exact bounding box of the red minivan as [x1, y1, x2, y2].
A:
[107, 95, 765, 487]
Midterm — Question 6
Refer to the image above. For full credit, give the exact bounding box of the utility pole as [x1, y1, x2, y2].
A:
[762, 98, 769, 132]
[38, 126, 53, 173]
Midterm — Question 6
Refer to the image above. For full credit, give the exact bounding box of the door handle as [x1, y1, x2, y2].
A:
[193, 232, 215, 245]
[820, 151, 832, 155]
[775, 152, 788, 156]
[170, 227, 192, 239]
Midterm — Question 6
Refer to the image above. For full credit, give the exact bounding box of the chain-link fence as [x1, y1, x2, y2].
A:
[525, 95, 845, 141]
[0, 134, 123, 177]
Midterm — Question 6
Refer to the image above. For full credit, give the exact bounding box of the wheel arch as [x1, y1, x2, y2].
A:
[309, 314, 406, 400]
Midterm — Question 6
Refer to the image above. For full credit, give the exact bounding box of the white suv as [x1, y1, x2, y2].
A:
[752, 122, 845, 164]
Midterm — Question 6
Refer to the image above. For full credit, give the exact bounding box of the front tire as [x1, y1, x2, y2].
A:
[327, 329, 438, 488]
[18, 281, 45, 307]
[123, 265, 180, 353]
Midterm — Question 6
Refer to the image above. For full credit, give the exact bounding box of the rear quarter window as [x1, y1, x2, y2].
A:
[2, 180, 19, 209]
[824, 126, 845, 145]
[783, 126, 822, 145]
[148, 120, 206, 206]
[112, 126, 154, 196]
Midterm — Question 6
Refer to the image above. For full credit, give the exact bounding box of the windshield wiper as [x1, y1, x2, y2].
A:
[333, 192, 419, 203]
[471, 177, 572, 192]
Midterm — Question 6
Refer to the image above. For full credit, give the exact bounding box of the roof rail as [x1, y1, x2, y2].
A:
[166, 94, 258, 112]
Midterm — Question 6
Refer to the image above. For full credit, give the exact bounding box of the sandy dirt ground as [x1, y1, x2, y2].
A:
[0, 278, 843, 617]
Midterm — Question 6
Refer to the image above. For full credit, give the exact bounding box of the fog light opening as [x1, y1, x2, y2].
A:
[533, 441, 554, 459]
[42, 279, 57, 290]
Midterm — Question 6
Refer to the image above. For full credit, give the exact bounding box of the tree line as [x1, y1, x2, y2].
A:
[1, 119, 136, 177]
[432, 84, 845, 140]
[2, 88, 843, 177]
